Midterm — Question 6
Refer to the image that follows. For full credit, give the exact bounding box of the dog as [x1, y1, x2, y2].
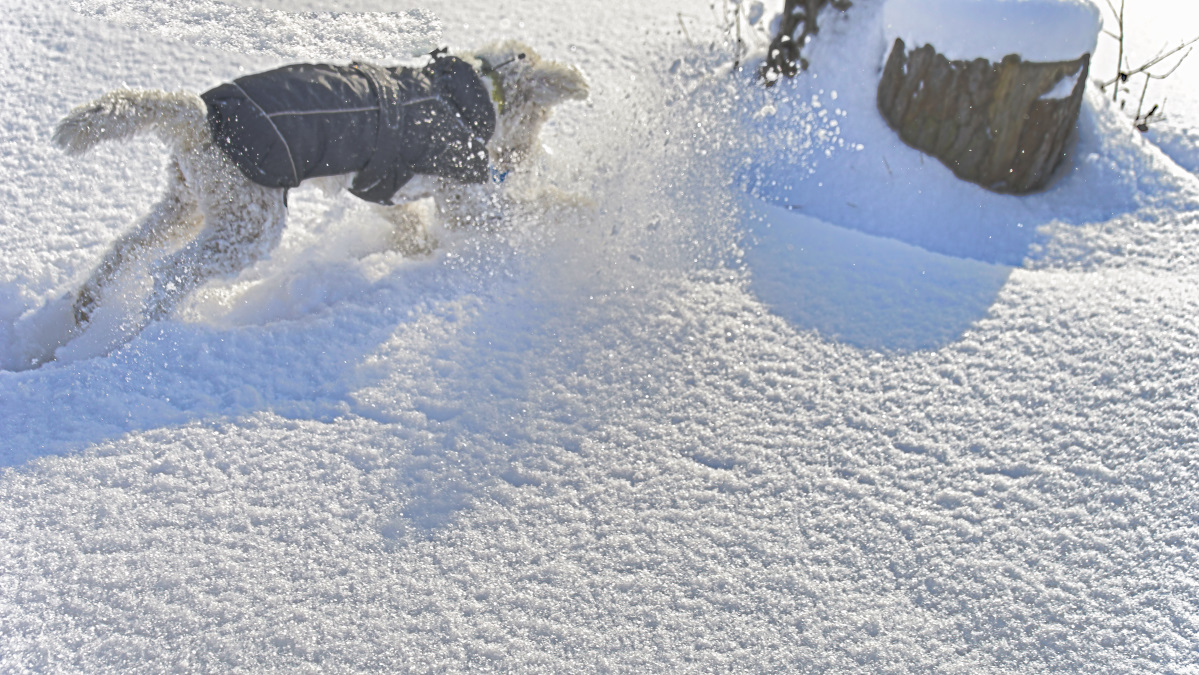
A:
[52, 41, 588, 335]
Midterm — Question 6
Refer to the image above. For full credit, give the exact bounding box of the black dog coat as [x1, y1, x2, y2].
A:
[201, 55, 496, 204]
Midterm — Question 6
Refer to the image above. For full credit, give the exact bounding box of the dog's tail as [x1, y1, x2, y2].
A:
[53, 89, 209, 155]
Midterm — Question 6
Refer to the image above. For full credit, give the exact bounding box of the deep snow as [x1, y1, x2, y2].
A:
[2, 0, 1199, 671]
[883, 0, 1101, 63]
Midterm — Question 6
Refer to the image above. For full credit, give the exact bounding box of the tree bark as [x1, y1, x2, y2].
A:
[876, 38, 1089, 194]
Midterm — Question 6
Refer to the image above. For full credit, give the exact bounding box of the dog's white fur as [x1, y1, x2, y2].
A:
[53, 41, 587, 331]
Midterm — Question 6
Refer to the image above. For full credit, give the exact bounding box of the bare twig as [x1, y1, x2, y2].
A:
[733, 2, 743, 70]
[1109, 0, 1124, 101]
[677, 12, 695, 48]
[1133, 73, 1151, 127]
[1099, 36, 1199, 90]
[1145, 47, 1193, 79]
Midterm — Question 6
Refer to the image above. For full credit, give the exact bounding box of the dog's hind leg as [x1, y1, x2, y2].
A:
[73, 163, 202, 326]
[144, 181, 287, 322]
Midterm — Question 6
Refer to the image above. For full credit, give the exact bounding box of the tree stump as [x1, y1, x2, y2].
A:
[876, 38, 1089, 194]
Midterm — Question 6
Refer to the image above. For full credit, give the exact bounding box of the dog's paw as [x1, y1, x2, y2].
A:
[376, 201, 438, 256]
[531, 185, 597, 210]
[391, 228, 437, 257]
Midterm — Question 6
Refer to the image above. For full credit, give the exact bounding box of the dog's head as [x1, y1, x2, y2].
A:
[469, 41, 589, 171]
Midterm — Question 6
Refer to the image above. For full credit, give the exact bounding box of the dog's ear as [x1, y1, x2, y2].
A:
[528, 62, 589, 106]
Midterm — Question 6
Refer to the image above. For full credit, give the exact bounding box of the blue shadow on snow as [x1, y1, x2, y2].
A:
[743, 202, 1012, 353]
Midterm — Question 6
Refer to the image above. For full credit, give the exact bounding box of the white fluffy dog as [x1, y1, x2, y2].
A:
[52, 41, 587, 334]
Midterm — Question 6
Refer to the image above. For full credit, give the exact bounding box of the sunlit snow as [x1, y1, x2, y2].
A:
[70, 0, 440, 61]
[2, 0, 1198, 671]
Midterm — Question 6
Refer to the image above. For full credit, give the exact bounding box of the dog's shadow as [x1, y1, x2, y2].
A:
[0, 233, 557, 544]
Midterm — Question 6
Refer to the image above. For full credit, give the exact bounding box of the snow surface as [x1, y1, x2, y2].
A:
[70, 0, 441, 61]
[1149, 124, 1199, 174]
[883, 0, 1102, 63]
[3, 0, 1199, 671]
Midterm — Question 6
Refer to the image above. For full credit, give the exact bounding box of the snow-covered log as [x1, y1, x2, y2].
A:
[876, 0, 1100, 194]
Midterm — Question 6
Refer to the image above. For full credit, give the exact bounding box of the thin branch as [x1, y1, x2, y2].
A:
[1100, 35, 1199, 89]
[1113, 0, 1124, 100]
[733, 2, 743, 70]
[1133, 72, 1150, 122]
[677, 12, 695, 48]
[1145, 47, 1192, 79]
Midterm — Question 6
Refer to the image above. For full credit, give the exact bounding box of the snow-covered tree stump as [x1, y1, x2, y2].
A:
[877, 0, 1101, 194]
[877, 40, 1088, 194]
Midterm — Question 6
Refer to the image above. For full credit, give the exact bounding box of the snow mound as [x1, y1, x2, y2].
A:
[883, 0, 1102, 63]
[70, 0, 441, 62]
[740, 0, 1184, 267]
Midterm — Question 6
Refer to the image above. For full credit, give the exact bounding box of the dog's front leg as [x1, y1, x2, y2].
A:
[143, 232, 256, 322]
[145, 180, 287, 322]
[374, 200, 437, 256]
[432, 182, 497, 231]
[374, 174, 441, 255]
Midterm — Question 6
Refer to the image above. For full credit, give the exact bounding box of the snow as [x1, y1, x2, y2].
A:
[1148, 124, 1199, 174]
[3, 0, 1199, 671]
[70, 0, 441, 61]
[883, 0, 1102, 63]
[1039, 66, 1082, 99]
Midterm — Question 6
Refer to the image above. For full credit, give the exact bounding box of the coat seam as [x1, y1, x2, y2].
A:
[268, 106, 380, 117]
